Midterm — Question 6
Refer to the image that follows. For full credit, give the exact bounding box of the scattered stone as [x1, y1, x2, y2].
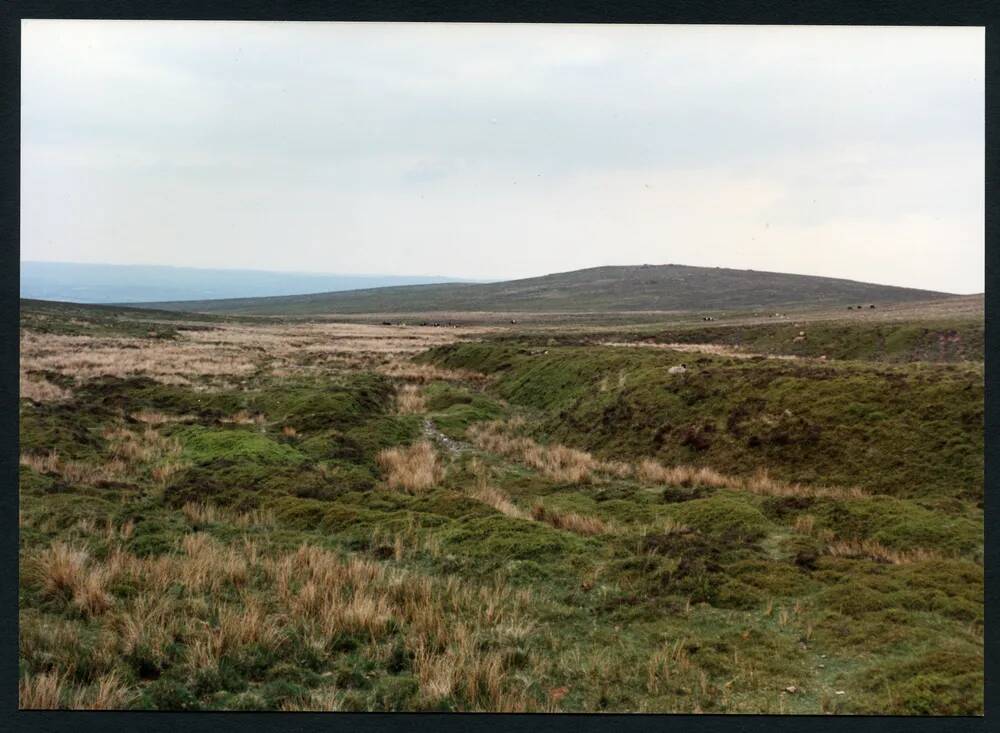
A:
[784, 686, 798, 694]
[422, 418, 467, 455]
[667, 364, 687, 375]
[835, 690, 846, 695]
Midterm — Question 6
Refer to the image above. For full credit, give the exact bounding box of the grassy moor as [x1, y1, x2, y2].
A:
[17, 292, 983, 714]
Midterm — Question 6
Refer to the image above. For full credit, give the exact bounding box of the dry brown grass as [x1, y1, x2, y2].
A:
[635, 459, 731, 488]
[130, 410, 197, 424]
[741, 469, 866, 500]
[20, 330, 257, 385]
[21, 425, 185, 488]
[530, 504, 609, 536]
[396, 384, 427, 414]
[181, 502, 275, 529]
[20, 374, 71, 402]
[221, 410, 266, 426]
[793, 514, 816, 534]
[472, 486, 531, 521]
[468, 421, 596, 484]
[30, 542, 113, 617]
[825, 538, 944, 565]
[19, 671, 66, 709]
[20, 420, 186, 484]
[72, 670, 134, 710]
[22, 531, 544, 711]
[469, 420, 869, 501]
[377, 441, 443, 492]
[104, 426, 182, 463]
[523, 443, 597, 483]
[21, 319, 491, 387]
[376, 359, 488, 384]
[20, 450, 128, 485]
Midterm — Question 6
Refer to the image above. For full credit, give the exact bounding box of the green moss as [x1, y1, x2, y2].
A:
[127, 514, 188, 557]
[77, 377, 244, 418]
[19, 402, 107, 461]
[815, 496, 981, 554]
[175, 426, 307, 466]
[164, 460, 332, 510]
[665, 495, 771, 543]
[438, 514, 596, 565]
[250, 373, 394, 432]
[852, 648, 983, 715]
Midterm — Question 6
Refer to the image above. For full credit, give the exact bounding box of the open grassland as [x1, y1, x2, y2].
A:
[19, 300, 983, 713]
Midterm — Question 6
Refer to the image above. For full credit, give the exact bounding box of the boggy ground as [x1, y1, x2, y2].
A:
[18, 301, 983, 713]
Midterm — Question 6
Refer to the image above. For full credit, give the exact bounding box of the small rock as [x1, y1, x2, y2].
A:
[784, 685, 798, 694]
[835, 690, 845, 695]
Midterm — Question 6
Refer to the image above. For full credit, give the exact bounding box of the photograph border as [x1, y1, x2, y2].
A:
[0, 2, 994, 732]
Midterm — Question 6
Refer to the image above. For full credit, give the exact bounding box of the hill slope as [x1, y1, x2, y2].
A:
[133, 264, 952, 316]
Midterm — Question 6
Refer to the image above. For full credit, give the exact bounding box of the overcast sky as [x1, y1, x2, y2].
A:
[21, 21, 984, 293]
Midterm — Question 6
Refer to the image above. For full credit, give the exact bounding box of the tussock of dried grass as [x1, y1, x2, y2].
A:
[396, 384, 427, 414]
[793, 514, 816, 534]
[103, 426, 182, 463]
[741, 469, 866, 500]
[181, 502, 276, 529]
[635, 459, 730, 489]
[377, 441, 443, 492]
[130, 410, 197, 425]
[19, 671, 66, 709]
[825, 537, 943, 565]
[221, 410, 266, 426]
[21, 425, 185, 488]
[472, 486, 530, 521]
[20, 450, 128, 485]
[30, 542, 113, 617]
[468, 421, 596, 484]
[523, 444, 596, 483]
[530, 504, 608, 536]
[73, 670, 134, 710]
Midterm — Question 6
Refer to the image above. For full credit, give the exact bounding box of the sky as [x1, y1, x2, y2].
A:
[21, 21, 985, 293]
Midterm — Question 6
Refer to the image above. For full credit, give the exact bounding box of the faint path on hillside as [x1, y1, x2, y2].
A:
[597, 341, 800, 360]
[422, 418, 469, 455]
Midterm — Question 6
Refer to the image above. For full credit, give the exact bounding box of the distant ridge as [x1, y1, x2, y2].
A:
[132, 264, 954, 316]
[21, 261, 470, 304]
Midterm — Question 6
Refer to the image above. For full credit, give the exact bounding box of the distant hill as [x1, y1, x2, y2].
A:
[21, 261, 470, 304]
[134, 264, 954, 316]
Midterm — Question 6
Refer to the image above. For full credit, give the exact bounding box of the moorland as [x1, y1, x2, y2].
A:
[17, 274, 984, 713]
